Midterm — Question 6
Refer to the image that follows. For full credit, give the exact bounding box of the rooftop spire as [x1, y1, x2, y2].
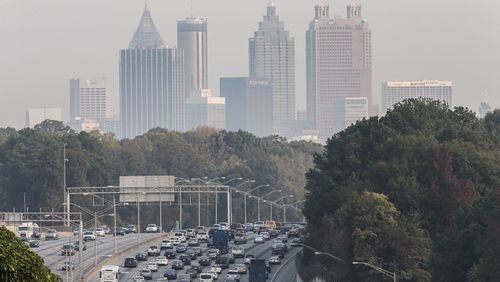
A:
[129, 4, 165, 49]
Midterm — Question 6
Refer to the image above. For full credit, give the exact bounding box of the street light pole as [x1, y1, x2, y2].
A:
[257, 198, 261, 221]
[113, 196, 117, 253]
[94, 211, 97, 266]
[244, 194, 247, 224]
[179, 188, 183, 230]
[159, 189, 162, 234]
[198, 187, 201, 227]
[215, 188, 218, 224]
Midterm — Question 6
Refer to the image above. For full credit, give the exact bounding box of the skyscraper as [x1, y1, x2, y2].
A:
[382, 80, 453, 113]
[306, 5, 373, 140]
[120, 5, 185, 139]
[249, 3, 295, 137]
[186, 89, 226, 130]
[25, 108, 62, 128]
[220, 77, 273, 137]
[69, 77, 113, 122]
[178, 17, 208, 96]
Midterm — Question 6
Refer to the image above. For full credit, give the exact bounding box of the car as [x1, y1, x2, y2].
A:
[215, 255, 230, 269]
[253, 221, 265, 232]
[72, 227, 80, 236]
[192, 247, 203, 257]
[83, 231, 96, 241]
[270, 229, 281, 238]
[225, 253, 236, 264]
[186, 250, 197, 260]
[148, 245, 161, 256]
[72, 241, 86, 251]
[95, 228, 106, 237]
[124, 257, 138, 268]
[132, 274, 145, 282]
[234, 233, 246, 244]
[231, 246, 245, 258]
[155, 256, 169, 266]
[207, 237, 214, 247]
[261, 231, 270, 240]
[276, 234, 288, 243]
[198, 255, 211, 266]
[146, 261, 158, 272]
[28, 239, 40, 248]
[176, 244, 187, 253]
[210, 264, 222, 274]
[212, 224, 221, 230]
[244, 254, 255, 264]
[171, 259, 184, 270]
[135, 252, 148, 261]
[187, 238, 199, 246]
[173, 232, 186, 242]
[254, 235, 264, 244]
[139, 268, 153, 280]
[199, 273, 215, 282]
[272, 244, 285, 258]
[234, 264, 247, 274]
[207, 270, 219, 280]
[170, 237, 181, 246]
[269, 256, 281, 265]
[61, 261, 75, 271]
[61, 243, 75, 256]
[186, 267, 199, 278]
[146, 224, 159, 233]
[178, 273, 192, 282]
[219, 222, 230, 230]
[179, 254, 191, 265]
[127, 224, 138, 233]
[114, 227, 126, 236]
[186, 229, 196, 236]
[207, 248, 220, 259]
[226, 269, 240, 281]
[102, 226, 111, 234]
[195, 226, 205, 233]
[45, 229, 59, 240]
[163, 268, 177, 280]
[244, 223, 253, 232]
[160, 239, 173, 249]
[196, 231, 208, 242]
[164, 249, 176, 259]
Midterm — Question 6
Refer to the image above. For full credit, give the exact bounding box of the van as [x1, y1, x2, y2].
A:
[199, 273, 214, 282]
[100, 265, 120, 282]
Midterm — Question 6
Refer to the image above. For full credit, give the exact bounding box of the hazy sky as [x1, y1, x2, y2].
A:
[1, 0, 499, 128]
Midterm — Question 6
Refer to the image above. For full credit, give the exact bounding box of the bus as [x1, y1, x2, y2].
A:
[265, 220, 277, 230]
[100, 265, 120, 282]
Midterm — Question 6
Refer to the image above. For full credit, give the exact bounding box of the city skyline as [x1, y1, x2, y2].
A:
[1, 0, 499, 129]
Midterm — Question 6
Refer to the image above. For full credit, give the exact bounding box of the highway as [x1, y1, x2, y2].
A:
[30, 232, 159, 281]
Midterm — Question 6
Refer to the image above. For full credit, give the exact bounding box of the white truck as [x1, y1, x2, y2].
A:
[18, 222, 40, 240]
[100, 265, 120, 282]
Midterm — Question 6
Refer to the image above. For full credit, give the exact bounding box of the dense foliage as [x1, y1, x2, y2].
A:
[304, 100, 500, 281]
[0, 227, 60, 281]
[0, 125, 321, 227]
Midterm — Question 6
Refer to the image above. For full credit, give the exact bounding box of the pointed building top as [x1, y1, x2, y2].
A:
[129, 5, 165, 49]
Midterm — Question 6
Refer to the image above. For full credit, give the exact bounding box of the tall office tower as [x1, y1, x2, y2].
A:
[382, 80, 453, 113]
[185, 89, 226, 130]
[333, 97, 368, 132]
[69, 77, 113, 122]
[178, 17, 208, 96]
[479, 102, 492, 118]
[220, 77, 273, 137]
[120, 5, 185, 139]
[307, 5, 373, 140]
[249, 3, 295, 136]
[26, 108, 62, 128]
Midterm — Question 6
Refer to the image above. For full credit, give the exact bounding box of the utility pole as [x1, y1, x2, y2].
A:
[137, 195, 141, 242]
[159, 189, 163, 234]
[94, 211, 97, 266]
[215, 189, 218, 224]
[257, 198, 261, 221]
[244, 194, 247, 224]
[198, 187, 201, 227]
[179, 188, 183, 230]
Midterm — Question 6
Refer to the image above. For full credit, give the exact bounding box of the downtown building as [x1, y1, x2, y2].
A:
[306, 5, 373, 140]
[220, 77, 273, 137]
[120, 5, 185, 139]
[69, 77, 117, 133]
[25, 107, 62, 128]
[249, 3, 295, 137]
[186, 89, 226, 130]
[382, 80, 453, 113]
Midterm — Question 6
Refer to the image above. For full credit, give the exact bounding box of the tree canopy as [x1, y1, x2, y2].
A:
[304, 100, 500, 281]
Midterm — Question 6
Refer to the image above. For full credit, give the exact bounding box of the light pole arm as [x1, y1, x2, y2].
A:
[352, 261, 396, 281]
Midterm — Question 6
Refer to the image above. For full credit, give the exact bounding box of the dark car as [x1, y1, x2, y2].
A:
[164, 249, 176, 259]
[192, 247, 203, 257]
[185, 267, 198, 278]
[135, 252, 148, 261]
[207, 237, 214, 247]
[175, 244, 187, 253]
[171, 259, 184, 270]
[163, 268, 177, 280]
[215, 255, 230, 269]
[198, 256, 211, 266]
[72, 241, 86, 251]
[124, 257, 137, 268]
[127, 224, 137, 233]
[226, 254, 236, 264]
[61, 244, 75, 256]
[179, 254, 191, 265]
[29, 239, 40, 248]
[186, 250, 197, 260]
[114, 227, 126, 236]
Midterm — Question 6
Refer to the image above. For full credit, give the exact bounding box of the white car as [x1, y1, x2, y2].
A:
[197, 231, 208, 242]
[146, 261, 158, 272]
[210, 265, 222, 274]
[254, 235, 264, 244]
[160, 239, 173, 249]
[219, 222, 229, 230]
[199, 273, 214, 282]
[147, 246, 160, 256]
[170, 237, 181, 246]
[226, 269, 240, 280]
[244, 254, 255, 264]
[208, 270, 218, 280]
[95, 228, 106, 237]
[155, 256, 168, 266]
[231, 246, 245, 258]
[145, 224, 159, 233]
[196, 226, 205, 233]
[173, 232, 186, 242]
[261, 231, 270, 240]
[83, 231, 96, 241]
